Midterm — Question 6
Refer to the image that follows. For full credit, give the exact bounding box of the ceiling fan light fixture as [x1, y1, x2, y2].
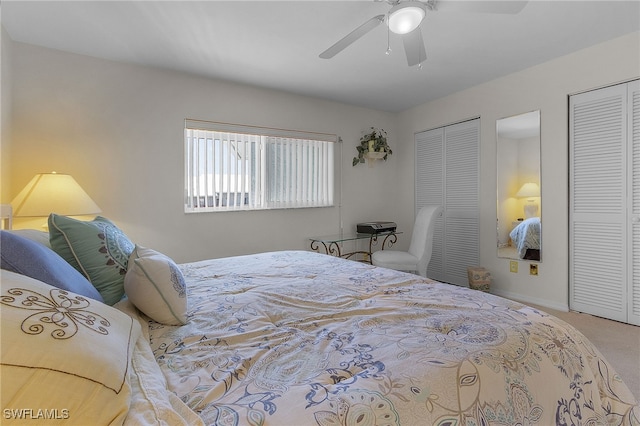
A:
[388, 2, 426, 35]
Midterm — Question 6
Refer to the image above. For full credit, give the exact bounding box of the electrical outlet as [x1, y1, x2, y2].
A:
[509, 260, 518, 273]
[530, 264, 538, 276]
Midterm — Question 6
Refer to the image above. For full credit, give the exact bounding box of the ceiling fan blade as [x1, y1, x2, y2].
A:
[402, 27, 427, 67]
[433, 1, 528, 14]
[319, 14, 385, 59]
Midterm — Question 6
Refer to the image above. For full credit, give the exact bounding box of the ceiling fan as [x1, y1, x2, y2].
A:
[319, 0, 528, 67]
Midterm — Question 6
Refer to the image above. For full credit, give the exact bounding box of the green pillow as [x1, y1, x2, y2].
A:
[48, 214, 134, 305]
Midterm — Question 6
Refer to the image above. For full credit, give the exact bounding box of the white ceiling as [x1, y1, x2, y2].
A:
[2, 1, 639, 112]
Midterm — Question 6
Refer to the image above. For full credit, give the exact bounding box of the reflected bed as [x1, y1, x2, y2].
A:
[510, 217, 541, 261]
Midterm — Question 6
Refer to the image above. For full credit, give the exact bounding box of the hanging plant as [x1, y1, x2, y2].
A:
[352, 127, 393, 166]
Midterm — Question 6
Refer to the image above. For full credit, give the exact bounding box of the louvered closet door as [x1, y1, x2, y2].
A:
[629, 81, 640, 325]
[443, 121, 480, 285]
[416, 119, 479, 286]
[415, 128, 445, 282]
[570, 84, 628, 323]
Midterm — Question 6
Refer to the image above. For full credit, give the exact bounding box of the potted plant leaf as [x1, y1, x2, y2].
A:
[353, 127, 393, 166]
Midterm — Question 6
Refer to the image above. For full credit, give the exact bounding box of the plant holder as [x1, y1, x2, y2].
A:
[353, 127, 392, 166]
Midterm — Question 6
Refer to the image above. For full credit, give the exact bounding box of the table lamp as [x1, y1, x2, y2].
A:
[10, 172, 101, 223]
[516, 182, 540, 218]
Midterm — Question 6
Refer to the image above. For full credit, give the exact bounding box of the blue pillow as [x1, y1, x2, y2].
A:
[0, 230, 104, 302]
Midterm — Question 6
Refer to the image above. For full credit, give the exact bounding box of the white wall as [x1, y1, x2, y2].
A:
[1, 26, 12, 201]
[496, 139, 518, 245]
[7, 41, 402, 263]
[397, 32, 640, 310]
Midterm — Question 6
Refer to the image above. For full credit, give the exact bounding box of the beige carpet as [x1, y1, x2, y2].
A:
[530, 304, 640, 400]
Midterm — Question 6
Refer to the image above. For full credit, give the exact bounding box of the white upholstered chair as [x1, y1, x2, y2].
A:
[372, 205, 442, 277]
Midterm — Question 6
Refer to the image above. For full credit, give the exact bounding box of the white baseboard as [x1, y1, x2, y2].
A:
[490, 288, 569, 312]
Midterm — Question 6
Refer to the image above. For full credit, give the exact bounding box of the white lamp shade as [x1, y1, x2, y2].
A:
[388, 2, 425, 35]
[11, 173, 101, 217]
[515, 182, 540, 198]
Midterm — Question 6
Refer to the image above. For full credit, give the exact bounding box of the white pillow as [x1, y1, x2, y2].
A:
[0, 270, 139, 425]
[124, 245, 187, 325]
[8, 229, 52, 248]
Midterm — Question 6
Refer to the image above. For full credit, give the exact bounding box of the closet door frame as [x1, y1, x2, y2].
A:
[627, 80, 640, 325]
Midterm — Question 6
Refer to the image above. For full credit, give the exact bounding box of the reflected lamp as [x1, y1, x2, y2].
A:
[516, 182, 540, 218]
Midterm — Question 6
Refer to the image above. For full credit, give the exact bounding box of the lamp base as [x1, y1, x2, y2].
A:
[523, 202, 538, 218]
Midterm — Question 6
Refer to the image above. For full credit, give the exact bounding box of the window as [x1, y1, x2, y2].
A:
[185, 120, 336, 212]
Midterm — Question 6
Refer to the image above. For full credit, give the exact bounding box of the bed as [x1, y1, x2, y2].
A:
[1, 219, 638, 426]
[509, 217, 541, 261]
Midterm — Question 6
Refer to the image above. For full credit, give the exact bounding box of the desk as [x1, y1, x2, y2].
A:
[309, 231, 401, 263]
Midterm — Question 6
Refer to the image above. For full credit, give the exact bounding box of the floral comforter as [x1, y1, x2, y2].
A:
[146, 250, 638, 425]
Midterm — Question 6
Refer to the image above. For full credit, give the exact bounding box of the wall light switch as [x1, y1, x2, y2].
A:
[530, 264, 538, 276]
[509, 260, 518, 273]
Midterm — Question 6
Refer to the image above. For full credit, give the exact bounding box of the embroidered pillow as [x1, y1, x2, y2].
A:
[124, 245, 187, 325]
[0, 231, 104, 302]
[0, 270, 139, 424]
[48, 214, 134, 305]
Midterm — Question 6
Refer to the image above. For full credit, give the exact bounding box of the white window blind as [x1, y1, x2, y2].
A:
[185, 120, 335, 212]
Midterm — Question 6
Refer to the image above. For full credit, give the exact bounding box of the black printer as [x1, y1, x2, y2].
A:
[356, 221, 397, 234]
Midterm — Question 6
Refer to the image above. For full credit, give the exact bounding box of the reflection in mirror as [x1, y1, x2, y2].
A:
[496, 110, 541, 262]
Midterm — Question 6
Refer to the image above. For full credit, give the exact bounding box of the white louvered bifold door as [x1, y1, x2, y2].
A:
[443, 120, 480, 285]
[628, 81, 640, 325]
[416, 119, 479, 286]
[416, 128, 445, 282]
[570, 83, 628, 323]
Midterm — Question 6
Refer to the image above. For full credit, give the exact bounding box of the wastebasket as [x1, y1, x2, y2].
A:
[467, 266, 491, 292]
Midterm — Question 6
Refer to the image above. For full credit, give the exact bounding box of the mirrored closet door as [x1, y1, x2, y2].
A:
[496, 111, 541, 262]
